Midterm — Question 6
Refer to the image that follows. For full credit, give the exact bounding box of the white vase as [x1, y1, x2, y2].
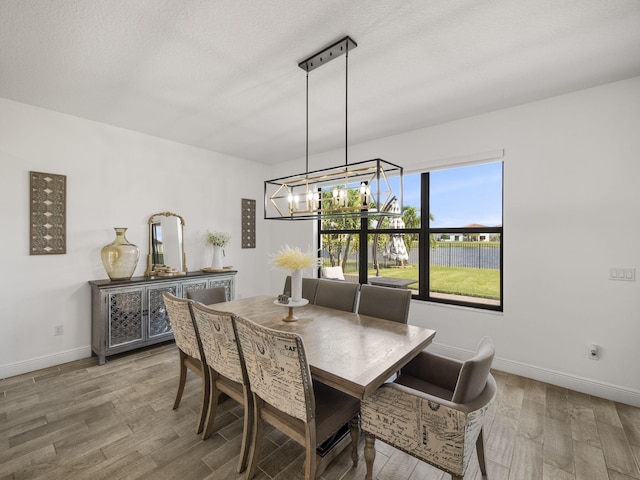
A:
[291, 269, 302, 302]
[211, 246, 224, 270]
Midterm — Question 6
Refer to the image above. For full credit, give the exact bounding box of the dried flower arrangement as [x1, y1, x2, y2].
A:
[271, 244, 320, 270]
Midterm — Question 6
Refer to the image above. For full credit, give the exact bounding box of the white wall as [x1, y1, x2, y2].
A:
[3, 76, 639, 406]
[0, 99, 270, 378]
[268, 76, 640, 406]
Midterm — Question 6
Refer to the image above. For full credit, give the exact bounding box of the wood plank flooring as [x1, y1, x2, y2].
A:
[1, 343, 639, 480]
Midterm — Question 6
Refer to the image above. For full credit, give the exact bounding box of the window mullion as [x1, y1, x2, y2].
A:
[359, 216, 368, 284]
[421, 172, 429, 300]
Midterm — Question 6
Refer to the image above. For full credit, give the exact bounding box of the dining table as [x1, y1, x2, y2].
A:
[210, 295, 437, 400]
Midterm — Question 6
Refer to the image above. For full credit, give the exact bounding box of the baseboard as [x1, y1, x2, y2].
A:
[0, 346, 92, 380]
[428, 342, 640, 407]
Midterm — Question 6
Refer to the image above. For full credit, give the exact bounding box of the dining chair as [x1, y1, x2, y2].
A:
[320, 266, 345, 280]
[234, 315, 361, 480]
[361, 337, 497, 480]
[314, 279, 360, 312]
[283, 276, 319, 303]
[186, 286, 227, 305]
[162, 292, 209, 434]
[190, 302, 252, 473]
[357, 284, 412, 323]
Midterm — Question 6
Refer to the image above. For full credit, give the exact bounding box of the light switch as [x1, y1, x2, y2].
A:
[610, 267, 636, 281]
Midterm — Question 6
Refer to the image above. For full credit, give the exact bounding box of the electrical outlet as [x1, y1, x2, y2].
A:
[588, 343, 599, 360]
[54, 325, 63, 336]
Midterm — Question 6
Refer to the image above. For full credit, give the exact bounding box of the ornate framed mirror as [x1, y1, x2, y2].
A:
[145, 212, 187, 276]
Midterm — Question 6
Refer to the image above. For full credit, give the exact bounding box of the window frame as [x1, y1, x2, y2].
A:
[318, 163, 503, 311]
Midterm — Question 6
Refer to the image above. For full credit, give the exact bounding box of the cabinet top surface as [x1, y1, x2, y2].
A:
[89, 269, 237, 288]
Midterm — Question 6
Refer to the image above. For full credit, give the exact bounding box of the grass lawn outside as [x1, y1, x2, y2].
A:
[361, 264, 500, 300]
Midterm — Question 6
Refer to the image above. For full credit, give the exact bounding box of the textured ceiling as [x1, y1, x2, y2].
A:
[1, 0, 640, 165]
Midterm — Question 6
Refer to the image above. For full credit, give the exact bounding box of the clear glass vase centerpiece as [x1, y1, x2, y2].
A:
[101, 227, 140, 281]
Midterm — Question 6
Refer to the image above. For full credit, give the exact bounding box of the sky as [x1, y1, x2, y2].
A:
[399, 161, 503, 228]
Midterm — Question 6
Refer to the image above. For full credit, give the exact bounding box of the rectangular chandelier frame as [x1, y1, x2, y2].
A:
[264, 158, 403, 220]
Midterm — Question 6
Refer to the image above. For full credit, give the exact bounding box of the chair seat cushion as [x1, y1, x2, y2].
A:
[263, 381, 360, 447]
[395, 374, 454, 401]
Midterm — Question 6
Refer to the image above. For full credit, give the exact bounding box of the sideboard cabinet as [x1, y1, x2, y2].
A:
[89, 270, 237, 364]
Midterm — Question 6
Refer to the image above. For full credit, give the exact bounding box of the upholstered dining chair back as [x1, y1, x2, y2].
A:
[357, 284, 412, 323]
[314, 279, 360, 312]
[234, 315, 361, 480]
[163, 292, 201, 361]
[190, 302, 252, 472]
[186, 286, 227, 305]
[191, 302, 244, 385]
[452, 336, 495, 403]
[162, 292, 208, 434]
[235, 315, 313, 422]
[361, 336, 497, 480]
[283, 276, 319, 303]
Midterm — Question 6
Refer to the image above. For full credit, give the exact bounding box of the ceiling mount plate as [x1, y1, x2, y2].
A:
[298, 36, 357, 72]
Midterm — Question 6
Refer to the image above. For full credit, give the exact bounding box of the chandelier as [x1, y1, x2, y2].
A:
[264, 36, 403, 220]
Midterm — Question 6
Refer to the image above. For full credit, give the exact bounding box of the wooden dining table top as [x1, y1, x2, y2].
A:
[210, 295, 436, 400]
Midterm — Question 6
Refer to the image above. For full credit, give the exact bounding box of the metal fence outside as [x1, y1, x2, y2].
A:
[386, 241, 500, 270]
[322, 237, 501, 271]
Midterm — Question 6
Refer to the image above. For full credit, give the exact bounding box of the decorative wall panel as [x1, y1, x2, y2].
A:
[30, 171, 66, 255]
[241, 198, 256, 248]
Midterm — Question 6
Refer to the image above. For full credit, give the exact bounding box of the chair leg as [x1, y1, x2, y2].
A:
[236, 385, 254, 474]
[303, 423, 317, 480]
[202, 369, 219, 440]
[349, 415, 360, 465]
[364, 433, 376, 480]
[196, 364, 211, 434]
[173, 350, 187, 409]
[476, 427, 488, 477]
[304, 441, 316, 480]
[244, 395, 263, 480]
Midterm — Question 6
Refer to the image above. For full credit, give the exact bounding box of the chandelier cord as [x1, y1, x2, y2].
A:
[306, 71, 309, 176]
[345, 48, 349, 169]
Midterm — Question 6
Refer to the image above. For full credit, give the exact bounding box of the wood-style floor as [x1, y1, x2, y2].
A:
[1, 343, 639, 480]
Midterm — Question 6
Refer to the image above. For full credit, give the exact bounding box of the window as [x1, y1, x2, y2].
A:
[319, 161, 503, 311]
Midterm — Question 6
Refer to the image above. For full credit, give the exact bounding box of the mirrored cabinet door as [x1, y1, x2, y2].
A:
[107, 288, 143, 348]
[147, 283, 177, 339]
